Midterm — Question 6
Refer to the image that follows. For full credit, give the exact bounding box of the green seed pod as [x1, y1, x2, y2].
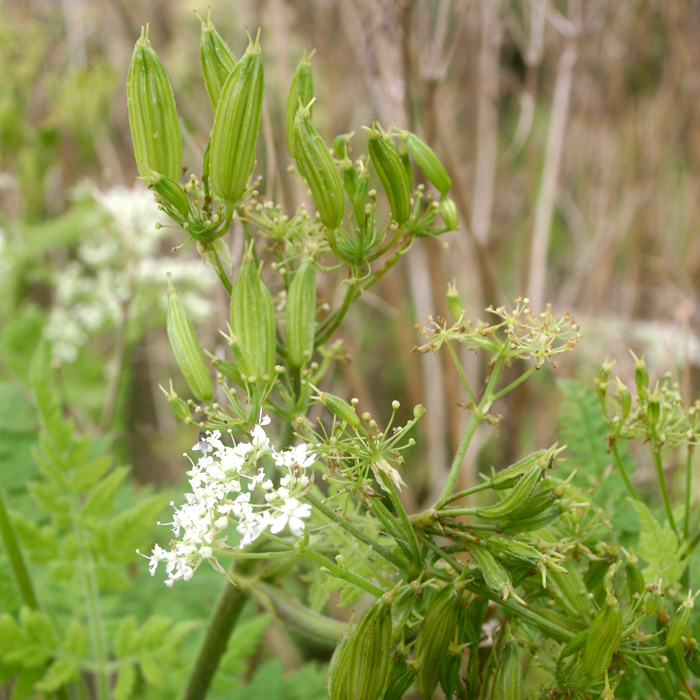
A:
[686, 647, 700, 678]
[548, 564, 590, 619]
[200, 14, 237, 111]
[286, 262, 317, 369]
[446, 281, 464, 322]
[342, 158, 359, 202]
[127, 25, 182, 181]
[468, 544, 512, 599]
[352, 165, 370, 228]
[285, 50, 315, 158]
[631, 351, 649, 399]
[145, 171, 190, 222]
[294, 100, 345, 229]
[365, 125, 411, 224]
[439, 197, 459, 230]
[340, 597, 393, 700]
[327, 635, 353, 700]
[166, 276, 213, 401]
[320, 393, 362, 430]
[159, 382, 192, 423]
[476, 463, 543, 520]
[486, 534, 542, 568]
[497, 503, 563, 533]
[405, 132, 452, 196]
[667, 594, 696, 649]
[492, 631, 523, 700]
[614, 378, 632, 422]
[667, 641, 687, 679]
[414, 585, 462, 699]
[383, 658, 418, 700]
[584, 560, 612, 595]
[465, 596, 488, 646]
[558, 628, 589, 664]
[625, 555, 644, 600]
[210, 30, 264, 203]
[581, 592, 622, 680]
[643, 656, 678, 700]
[398, 142, 414, 192]
[230, 256, 276, 382]
[490, 449, 548, 490]
[438, 599, 469, 699]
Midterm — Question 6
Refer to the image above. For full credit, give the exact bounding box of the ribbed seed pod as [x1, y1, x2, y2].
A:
[342, 159, 359, 202]
[338, 597, 393, 700]
[468, 544, 512, 599]
[383, 659, 418, 700]
[166, 276, 213, 401]
[476, 463, 543, 520]
[686, 647, 700, 678]
[210, 30, 264, 203]
[439, 197, 458, 230]
[667, 594, 696, 649]
[352, 166, 370, 228]
[127, 25, 182, 181]
[230, 257, 276, 381]
[497, 504, 564, 533]
[320, 393, 362, 430]
[160, 382, 192, 423]
[492, 632, 523, 700]
[200, 15, 237, 110]
[486, 534, 542, 568]
[294, 100, 345, 229]
[405, 132, 452, 195]
[414, 585, 462, 699]
[438, 598, 469, 699]
[285, 50, 314, 158]
[327, 636, 353, 700]
[581, 592, 622, 679]
[490, 449, 548, 490]
[625, 556, 644, 600]
[667, 641, 687, 679]
[365, 125, 411, 224]
[285, 262, 317, 369]
[146, 171, 190, 222]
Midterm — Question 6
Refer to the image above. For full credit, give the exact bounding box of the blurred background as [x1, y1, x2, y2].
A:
[2, 0, 700, 497]
[1, 0, 700, 695]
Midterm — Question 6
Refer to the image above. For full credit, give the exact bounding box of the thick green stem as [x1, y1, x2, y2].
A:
[301, 546, 384, 597]
[181, 571, 250, 700]
[315, 281, 357, 347]
[383, 479, 421, 565]
[446, 342, 477, 407]
[686, 446, 694, 540]
[652, 446, 679, 540]
[0, 486, 39, 609]
[211, 247, 233, 296]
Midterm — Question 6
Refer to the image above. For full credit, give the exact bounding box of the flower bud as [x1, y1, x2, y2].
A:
[404, 132, 452, 196]
[631, 350, 649, 399]
[319, 392, 362, 430]
[199, 13, 237, 110]
[439, 196, 459, 230]
[285, 262, 317, 369]
[667, 591, 697, 649]
[647, 389, 660, 427]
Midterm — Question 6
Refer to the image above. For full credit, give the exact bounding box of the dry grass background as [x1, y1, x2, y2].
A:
[2, 0, 700, 501]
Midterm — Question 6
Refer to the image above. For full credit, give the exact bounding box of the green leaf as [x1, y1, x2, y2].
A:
[19, 607, 56, 650]
[0, 384, 37, 433]
[81, 465, 130, 517]
[26, 480, 70, 519]
[135, 616, 173, 650]
[71, 454, 113, 493]
[630, 498, 685, 587]
[285, 662, 330, 700]
[0, 614, 25, 653]
[35, 657, 78, 692]
[138, 651, 164, 687]
[229, 659, 285, 700]
[221, 614, 272, 675]
[114, 616, 138, 658]
[114, 663, 137, 700]
[94, 562, 132, 592]
[47, 560, 75, 583]
[9, 666, 44, 700]
[63, 620, 89, 657]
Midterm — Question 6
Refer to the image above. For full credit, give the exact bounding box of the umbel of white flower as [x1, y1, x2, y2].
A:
[140, 416, 313, 587]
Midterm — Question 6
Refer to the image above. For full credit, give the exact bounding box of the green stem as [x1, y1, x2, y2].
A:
[371, 499, 414, 561]
[439, 413, 480, 502]
[301, 546, 384, 597]
[446, 342, 478, 407]
[0, 486, 39, 609]
[71, 496, 108, 700]
[652, 446, 679, 540]
[686, 446, 694, 540]
[383, 479, 421, 566]
[182, 570, 250, 700]
[210, 247, 233, 296]
[315, 280, 357, 347]
[305, 492, 410, 573]
[610, 442, 638, 500]
[490, 364, 537, 402]
[435, 481, 492, 508]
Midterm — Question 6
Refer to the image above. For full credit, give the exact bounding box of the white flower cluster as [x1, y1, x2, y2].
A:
[44, 186, 214, 363]
[143, 417, 314, 587]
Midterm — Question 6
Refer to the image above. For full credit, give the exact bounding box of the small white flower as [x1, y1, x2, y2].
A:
[270, 498, 312, 537]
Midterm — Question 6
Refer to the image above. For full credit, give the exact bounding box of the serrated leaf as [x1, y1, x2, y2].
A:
[94, 563, 132, 592]
[135, 616, 172, 649]
[35, 657, 78, 692]
[338, 583, 364, 607]
[306, 569, 330, 613]
[114, 663, 137, 700]
[12, 515, 60, 562]
[229, 659, 286, 700]
[48, 560, 76, 583]
[114, 616, 138, 658]
[285, 662, 330, 700]
[8, 666, 44, 700]
[221, 614, 271, 675]
[63, 620, 89, 657]
[166, 620, 201, 648]
[81, 465, 130, 517]
[26, 481, 70, 519]
[631, 498, 685, 587]
[0, 384, 37, 433]
[138, 651, 163, 687]
[0, 614, 25, 653]
[70, 455, 113, 493]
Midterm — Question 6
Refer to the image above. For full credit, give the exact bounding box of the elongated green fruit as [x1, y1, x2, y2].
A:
[405, 132, 452, 195]
[286, 262, 317, 368]
[490, 449, 548, 489]
[230, 257, 276, 381]
[414, 585, 462, 698]
[468, 543, 512, 599]
[210, 30, 264, 202]
[492, 633, 523, 700]
[127, 25, 182, 181]
[285, 50, 314, 158]
[353, 166, 369, 228]
[144, 171, 189, 222]
[166, 276, 212, 401]
[486, 534, 543, 568]
[476, 463, 543, 520]
[294, 100, 345, 229]
[365, 125, 411, 224]
[439, 197, 458, 230]
[320, 393, 362, 430]
[200, 14, 237, 110]
[686, 647, 700, 678]
[328, 636, 353, 700]
[582, 592, 622, 679]
[667, 594, 696, 649]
